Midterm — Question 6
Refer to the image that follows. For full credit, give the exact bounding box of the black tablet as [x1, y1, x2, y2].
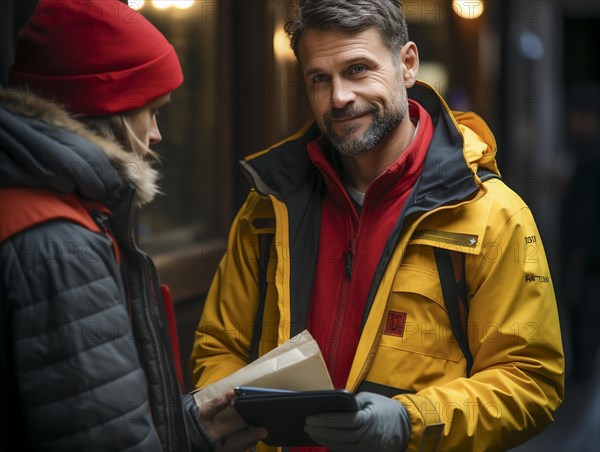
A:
[233, 387, 359, 447]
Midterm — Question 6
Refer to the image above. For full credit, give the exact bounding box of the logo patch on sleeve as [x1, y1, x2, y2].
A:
[384, 311, 408, 337]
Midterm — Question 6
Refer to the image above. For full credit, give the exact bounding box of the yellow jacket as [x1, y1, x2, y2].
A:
[191, 82, 564, 451]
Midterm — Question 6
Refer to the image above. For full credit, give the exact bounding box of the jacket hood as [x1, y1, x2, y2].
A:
[410, 81, 500, 179]
[452, 110, 499, 178]
[0, 87, 159, 207]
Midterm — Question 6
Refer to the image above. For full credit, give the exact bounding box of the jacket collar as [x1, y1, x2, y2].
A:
[241, 81, 498, 212]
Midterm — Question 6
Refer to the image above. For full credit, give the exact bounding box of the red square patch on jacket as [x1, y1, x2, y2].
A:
[384, 311, 407, 337]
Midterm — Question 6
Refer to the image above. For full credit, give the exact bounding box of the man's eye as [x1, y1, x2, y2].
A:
[350, 65, 367, 75]
[313, 74, 330, 83]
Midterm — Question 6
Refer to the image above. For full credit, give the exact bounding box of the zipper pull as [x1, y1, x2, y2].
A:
[345, 250, 353, 280]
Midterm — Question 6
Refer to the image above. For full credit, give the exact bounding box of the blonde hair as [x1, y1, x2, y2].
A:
[80, 114, 160, 162]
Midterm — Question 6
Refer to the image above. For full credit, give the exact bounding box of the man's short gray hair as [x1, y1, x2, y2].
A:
[284, 0, 409, 60]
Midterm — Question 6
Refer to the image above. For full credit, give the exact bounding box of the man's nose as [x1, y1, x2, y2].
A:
[330, 79, 357, 109]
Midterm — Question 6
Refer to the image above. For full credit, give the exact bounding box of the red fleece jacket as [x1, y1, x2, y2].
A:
[306, 100, 434, 391]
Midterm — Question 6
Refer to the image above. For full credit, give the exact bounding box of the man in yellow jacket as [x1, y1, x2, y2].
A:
[191, 1, 564, 450]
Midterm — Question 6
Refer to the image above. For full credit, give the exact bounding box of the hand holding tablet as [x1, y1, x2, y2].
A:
[233, 386, 359, 446]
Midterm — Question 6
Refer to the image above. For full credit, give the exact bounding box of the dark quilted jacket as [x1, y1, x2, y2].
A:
[0, 88, 212, 452]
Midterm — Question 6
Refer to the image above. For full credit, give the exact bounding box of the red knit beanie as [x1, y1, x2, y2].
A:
[9, 0, 183, 116]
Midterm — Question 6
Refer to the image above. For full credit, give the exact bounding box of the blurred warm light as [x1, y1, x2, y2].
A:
[152, 0, 172, 10]
[452, 0, 484, 20]
[273, 28, 296, 63]
[172, 0, 194, 9]
[149, 0, 195, 10]
[130, 0, 145, 10]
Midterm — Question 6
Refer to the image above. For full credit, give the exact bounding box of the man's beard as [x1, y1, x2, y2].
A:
[322, 100, 406, 156]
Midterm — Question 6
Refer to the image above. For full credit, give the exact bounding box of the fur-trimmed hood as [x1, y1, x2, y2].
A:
[0, 87, 159, 207]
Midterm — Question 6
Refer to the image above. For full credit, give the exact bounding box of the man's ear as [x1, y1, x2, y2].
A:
[400, 42, 419, 88]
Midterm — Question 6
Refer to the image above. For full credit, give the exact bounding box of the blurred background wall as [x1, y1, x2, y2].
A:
[2, 2, 599, 447]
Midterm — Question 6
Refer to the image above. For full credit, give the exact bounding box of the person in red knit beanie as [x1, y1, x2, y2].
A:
[0, 1, 265, 451]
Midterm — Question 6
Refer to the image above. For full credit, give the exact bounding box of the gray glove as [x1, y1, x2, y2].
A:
[304, 391, 411, 452]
